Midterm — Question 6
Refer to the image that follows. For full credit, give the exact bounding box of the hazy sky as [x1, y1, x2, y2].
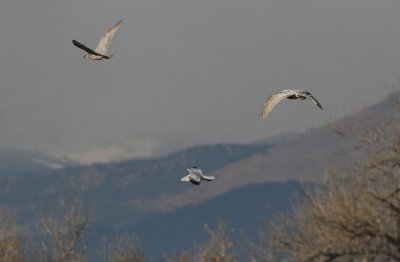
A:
[0, 0, 398, 163]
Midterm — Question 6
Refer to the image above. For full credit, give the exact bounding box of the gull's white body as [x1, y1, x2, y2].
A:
[259, 89, 323, 122]
[180, 167, 215, 186]
[72, 19, 123, 60]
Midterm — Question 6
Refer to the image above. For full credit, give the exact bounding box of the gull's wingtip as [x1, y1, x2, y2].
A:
[258, 112, 267, 122]
[315, 100, 323, 110]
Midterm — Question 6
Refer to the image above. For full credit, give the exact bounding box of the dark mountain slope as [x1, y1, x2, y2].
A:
[90, 181, 301, 259]
[0, 144, 270, 225]
[144, 91, 399, 212]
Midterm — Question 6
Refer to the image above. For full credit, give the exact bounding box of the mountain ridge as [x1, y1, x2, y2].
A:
[0, 91, 397, 258]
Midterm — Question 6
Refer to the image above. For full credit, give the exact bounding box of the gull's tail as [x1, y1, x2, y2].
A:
[202, 175, 216, 181]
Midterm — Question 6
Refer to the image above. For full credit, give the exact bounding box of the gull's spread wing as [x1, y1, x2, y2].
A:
[72, 40, 98, 55]
[187, 167, 203, 175]
[309, 95, 323, 110]
[95, 19, 123, 55]
[259, 90, 297, 122]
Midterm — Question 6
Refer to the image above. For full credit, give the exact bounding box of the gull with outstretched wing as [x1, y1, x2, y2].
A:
[180, 167, 216, 186]
[72, 19, 122, 60]
[259, 89, 323, 122]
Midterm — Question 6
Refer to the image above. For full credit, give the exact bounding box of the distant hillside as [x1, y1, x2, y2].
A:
[90, 181, 301, 260]
[0, 91, 397, 258]
[0, 143, 269, 226]
[145, 91, 399, 212]
[0, 149, 74, 175]
[1, 92, 396, 220]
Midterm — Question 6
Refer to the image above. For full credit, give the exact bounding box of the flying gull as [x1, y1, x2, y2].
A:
[259, 89, 323, 122]
[180, 167, 216, 186]
[72, 19, 123, 60]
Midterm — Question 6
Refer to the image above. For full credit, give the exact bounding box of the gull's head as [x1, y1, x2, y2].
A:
[83, 54, 88, 59]
[180, 176, 190, 182]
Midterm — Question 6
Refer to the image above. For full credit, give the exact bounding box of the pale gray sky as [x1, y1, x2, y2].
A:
[0, 0, 398, 163]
